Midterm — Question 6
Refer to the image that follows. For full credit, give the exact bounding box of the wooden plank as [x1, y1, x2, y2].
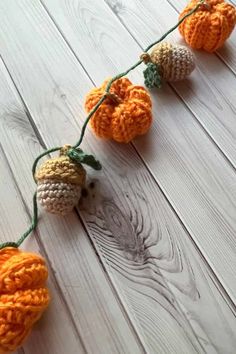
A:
[1, 0, 236, 353]
[166, 0, 236, 74]
[39, 0, 236, 300]
[0, 148, 85, 353]
[0, 60, 142, 353]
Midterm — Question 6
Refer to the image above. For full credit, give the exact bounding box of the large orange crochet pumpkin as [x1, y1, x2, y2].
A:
[179, 0, 236, 52]
[84, 78, 152, 143]
[0, 247, 50, 353]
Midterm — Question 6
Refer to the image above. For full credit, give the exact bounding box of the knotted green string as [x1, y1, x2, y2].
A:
[0, 0, 205, 251]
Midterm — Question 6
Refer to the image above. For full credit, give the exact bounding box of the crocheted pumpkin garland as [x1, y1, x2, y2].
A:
[2, 1, 236, 352]
[0, 247, 50, 353]
[85, 78, 152, 143]
[179, 0, 236, 52]
[143, 42, 195, 88]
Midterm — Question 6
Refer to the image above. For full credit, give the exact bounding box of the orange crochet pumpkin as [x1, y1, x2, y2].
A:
[84, 78, 152, 143]
[0, 247, 50, 353]
[179, 0, 236, 52]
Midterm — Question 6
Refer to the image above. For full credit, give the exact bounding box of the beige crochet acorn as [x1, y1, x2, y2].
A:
[35, 148, 86, 215]
[150, 42, 195, 82]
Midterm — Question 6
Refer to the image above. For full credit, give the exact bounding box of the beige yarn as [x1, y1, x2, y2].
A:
[150, 42, 195, 82]
[37, 179, 82, 215]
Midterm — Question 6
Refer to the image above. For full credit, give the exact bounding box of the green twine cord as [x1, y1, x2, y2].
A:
[32, 146, 61, 180]
[0, 193, 38, 250]
[0, 0, 204, 251]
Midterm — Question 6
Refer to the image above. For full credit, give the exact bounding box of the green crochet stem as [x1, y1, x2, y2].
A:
[0, 0, 204, 251]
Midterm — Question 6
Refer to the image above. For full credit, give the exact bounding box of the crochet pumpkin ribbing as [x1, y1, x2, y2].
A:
[179, 0, 236, 52]
[36, 149, 86, 215]
[85, 78, 152, 143]
[0, 248, 50, 353]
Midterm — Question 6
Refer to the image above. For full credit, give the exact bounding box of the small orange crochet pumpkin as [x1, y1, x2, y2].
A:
[179, 0, 236, 52]
[0, 247, 50, 353]
[84, 78, 152, 143]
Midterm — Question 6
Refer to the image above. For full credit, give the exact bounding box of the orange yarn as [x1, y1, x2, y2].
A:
[84, 78, 152, 143]
[179, 0, 236, 52]
[0, 247, 50, 353]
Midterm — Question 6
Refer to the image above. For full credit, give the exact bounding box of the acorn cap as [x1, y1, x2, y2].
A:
[35, 155, 86, 186]
[150, 42, 172, 63]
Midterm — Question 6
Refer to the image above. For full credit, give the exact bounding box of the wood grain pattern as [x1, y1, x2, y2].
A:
[0, 58, 142, 353]
[166, 0, 236, 74]
[40, 0, 236, 300]
[80, 162, 236, 353]
[1, 0, 236, 353]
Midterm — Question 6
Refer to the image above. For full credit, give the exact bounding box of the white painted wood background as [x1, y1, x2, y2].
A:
[0, 0, 235, 353]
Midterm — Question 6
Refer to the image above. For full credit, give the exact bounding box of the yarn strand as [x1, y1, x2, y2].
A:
[0, 192, 38, 250]
[144, 0, 205, 52]
[32, 146, 61, 180]
[0, 0, 204, 250]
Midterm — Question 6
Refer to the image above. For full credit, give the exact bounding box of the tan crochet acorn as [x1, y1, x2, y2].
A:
[151, 42, 195, 81]
[35, 146, 87, 215]
[143, 42, 195, 88]
[35, 146, 101, 215]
